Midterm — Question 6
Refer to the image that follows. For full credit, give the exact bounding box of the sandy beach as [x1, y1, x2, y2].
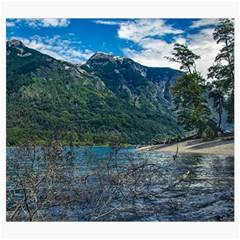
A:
[137, 138, 234, 155]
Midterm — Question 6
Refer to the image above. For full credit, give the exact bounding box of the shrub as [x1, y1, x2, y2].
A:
[202, 126, 215, 142]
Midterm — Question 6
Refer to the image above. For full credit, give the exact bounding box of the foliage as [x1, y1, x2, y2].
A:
[167, 44, 210, 135]
[207, 80, 225, 130]
[208, 18, 234, 124]
[201, 125, 215, 142]
[165, 43, 200, 74]
[7, 41, 183, 146]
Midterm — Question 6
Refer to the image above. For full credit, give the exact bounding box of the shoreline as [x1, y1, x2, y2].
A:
[137, 138, 234, 156]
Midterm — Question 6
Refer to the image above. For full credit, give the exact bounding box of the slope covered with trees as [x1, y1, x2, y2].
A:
[7, 40, 182, 146]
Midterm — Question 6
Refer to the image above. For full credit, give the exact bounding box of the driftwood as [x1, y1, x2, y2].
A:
[181, 133, 198, 141]
[152, 139, 166, 145]
[152, 133, 198, 146]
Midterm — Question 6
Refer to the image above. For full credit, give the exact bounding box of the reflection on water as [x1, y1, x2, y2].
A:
[6, 146, 234, 221]
[136, 151, 234, 221]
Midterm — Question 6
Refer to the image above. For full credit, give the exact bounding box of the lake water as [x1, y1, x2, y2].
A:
[6, 146, 234, 221]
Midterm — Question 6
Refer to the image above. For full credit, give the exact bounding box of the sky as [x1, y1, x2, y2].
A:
[6, 18, 222, 76]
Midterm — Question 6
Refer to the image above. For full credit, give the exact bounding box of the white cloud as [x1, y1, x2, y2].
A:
[6, 21, 15, 27]
[94, 19, 183, 43]
[139, 38, 172, 51]
[118, 19, 183, 42]
[122, 38, 181, 69]
[174, 37, 187, 45]
[41, 18, 70, 27]
[123, 47, 181, 69]
[14, 35, 94, 63]
[8, 18, 70, 28]
[190, 19, 219, 29]
[94, 20, 120, 25]
[187, 28, 222, 76]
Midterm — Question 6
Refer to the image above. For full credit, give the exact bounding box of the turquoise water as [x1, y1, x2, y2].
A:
[6, 146, 234, 221]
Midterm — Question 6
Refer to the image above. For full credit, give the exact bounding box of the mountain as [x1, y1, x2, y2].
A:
[84, 52, 179, 104]
[7, 39, 182, 146]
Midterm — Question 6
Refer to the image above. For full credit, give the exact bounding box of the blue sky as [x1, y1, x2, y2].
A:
[6, 18, 221, 75]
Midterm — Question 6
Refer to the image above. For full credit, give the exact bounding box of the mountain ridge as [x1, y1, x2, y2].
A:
[6, 39, 183, 146]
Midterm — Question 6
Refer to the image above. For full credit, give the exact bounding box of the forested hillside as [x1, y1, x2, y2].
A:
[7, 39, 182, 146]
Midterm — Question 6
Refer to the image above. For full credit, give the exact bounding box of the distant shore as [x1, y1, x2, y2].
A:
[137, 138, 234, 156]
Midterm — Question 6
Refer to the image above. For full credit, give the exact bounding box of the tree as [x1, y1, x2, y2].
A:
[166, 44, 210, 136]
[208, 18, 234, 123]
[166, 43, 200, 74]
[207, 80, 224, 130]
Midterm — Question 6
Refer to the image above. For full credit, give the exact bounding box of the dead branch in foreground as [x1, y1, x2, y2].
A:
[7, 141, 190, 221]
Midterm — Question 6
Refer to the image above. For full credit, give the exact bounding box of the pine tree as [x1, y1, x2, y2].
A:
[166, 44, 210, 136]
[207, 80, 224, 130]
[208, 18, 234, 123]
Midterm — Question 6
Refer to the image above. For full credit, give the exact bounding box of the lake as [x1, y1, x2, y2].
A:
[6, 146, 234, 221]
